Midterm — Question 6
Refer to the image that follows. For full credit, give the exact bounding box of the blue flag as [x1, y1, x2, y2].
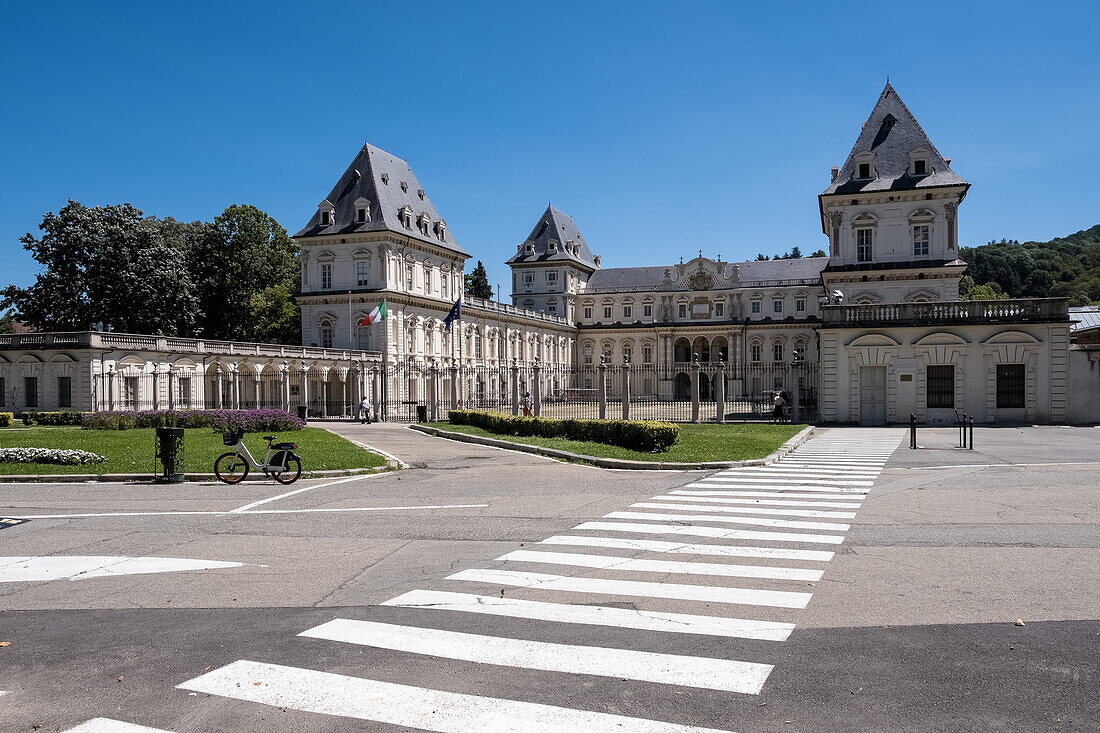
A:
[443, 298, 461, 331]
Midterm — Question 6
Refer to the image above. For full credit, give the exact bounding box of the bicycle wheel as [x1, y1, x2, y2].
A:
[214, 452, 249, 484]
[272, 456, 301, 485]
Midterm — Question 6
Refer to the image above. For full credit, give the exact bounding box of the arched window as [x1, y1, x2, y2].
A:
[319, 319, 334, 349]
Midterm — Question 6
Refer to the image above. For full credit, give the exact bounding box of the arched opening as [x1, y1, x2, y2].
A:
[712, 336, 729, 362]
[674, 338, 691, 363]
[674, 372, 691, 400]
[692, 336, 710, 362]
[698, 372, 712, 401]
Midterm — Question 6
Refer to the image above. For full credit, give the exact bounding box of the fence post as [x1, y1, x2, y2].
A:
[715, 361, 725, 423]
[214, 364, 223, 409]
[429, 363, 439, 422]
[910, 413, 917, 449]
[533, 360, 543, 417]
[968, 415, 974, 450]
[511, 358, 520, 416]
[372, 367, 382, 422]
[622, 362, 631, 420]
[598, 360, 607, 420]
[690, 357, 701, 424]
[449, 364, 459, 412]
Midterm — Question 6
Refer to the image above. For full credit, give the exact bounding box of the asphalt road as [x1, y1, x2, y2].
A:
[0, 423, 1096, 732]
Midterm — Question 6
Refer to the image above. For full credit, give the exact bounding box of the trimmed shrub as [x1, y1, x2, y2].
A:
[20, 411, 87, 426]
[446, 410, 679, 453]
[81, 409, 305, 432]
[0, 412, 13, 428]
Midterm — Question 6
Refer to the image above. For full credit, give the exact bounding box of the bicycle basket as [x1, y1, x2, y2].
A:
[222, 428, 244, 446]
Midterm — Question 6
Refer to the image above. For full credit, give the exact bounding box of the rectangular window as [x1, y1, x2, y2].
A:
[857, 228, 873, 262]
[321, 264, 332, 289]
[474, 337, 482, 358]
[926, 365, 955, 408]
[523, 273, 534, 285]
[24, 376, 37, 407]
[58, 376, 71, 408]
[643, 304, 652, 317]
[583, 307, 592, 319]
[751, 344, 761, 362]
[426, 268, 434, 293]
[751, 301, 761, 314]
[0, 377, 5, 406]
[858, 162, 871, 178]
[321, 211, 331, 225]
[547, 302, 557, 313]
[546, 271, 557, 282]
[623, 306, 632, 319]
[356, 207, 367, 223]
[623, 347, 632, 363]
[996, 364, 1026, 408]
[321, 327, 334, 349]
[356, 261, 369, 286]
[773, 343, 783, 362]
[796, 298, 806, 312]
[357, 327, 370, 350]
[678, 304, 687, 319]
[914, 159, 927, 175]
[715, 302, 724, 317]
[913, 225, 930, 257]
[773, 299, 783, 314]
[441, 274, 448, 298]
[123, 376, 138, 408]
[178, 376, 192, 407]
[643, 345, 653, 363]
[405, 264, 414, 290]
[583, 348, 593, 364]
[603, 307, 612, 319]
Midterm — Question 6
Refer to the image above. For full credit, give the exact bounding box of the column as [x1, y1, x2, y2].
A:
[281, 364, 290, 411]
[321, 371, 330, 418]
[621, 362, 631, 420]
[450, 364, 459, 410]
[691, 359, 701, 424]
[167, 368, 176, 411]
[298, 365, 309, 414]
[429, 363, 439, 422]
[152, 369, 160, 411]
[511, 358, 520, 416]
[372, 367, 382, 421]
[108, 368, 116, 411]
[715, 360, 726, 423]
[597, 360, 607, 420]
[214, 365, 224, 409]
[532, 361, 542, 417]
[253, 376, 262, 409]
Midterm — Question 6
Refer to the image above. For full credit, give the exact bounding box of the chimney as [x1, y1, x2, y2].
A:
[945, 157, 951, 166]
[830, 166, 839, 182]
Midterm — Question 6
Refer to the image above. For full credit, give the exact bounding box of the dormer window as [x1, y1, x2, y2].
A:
[525, 243, 534, 254]
[400, 181, 408, 193]
[417, 212, 431, 235]
[909, 148, 932, 177]
[913, 159, 927, 175]
[318, 201, 335, 226]
[853, 151, 876, 181]
[381, 173, 389, 185]
[435, 220, 447, 240]
[399, 206, 413, 229]
[353, 197, 371, 224]
[320, 210, 332, 226]
[417, 189, 425, 200]
[858, 163, 871, 179]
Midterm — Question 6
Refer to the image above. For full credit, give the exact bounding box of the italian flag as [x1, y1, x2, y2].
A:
[358, 300, 387, 326]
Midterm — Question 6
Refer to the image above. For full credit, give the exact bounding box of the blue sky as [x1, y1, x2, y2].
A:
[2, 1, 1098, 297]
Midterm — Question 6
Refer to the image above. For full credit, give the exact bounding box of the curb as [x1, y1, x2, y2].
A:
[0, 466, 388, 484]
[408, 424, 816, 471]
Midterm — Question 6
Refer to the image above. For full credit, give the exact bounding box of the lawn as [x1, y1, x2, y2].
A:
[426, 422, 807, 463]
[0, 426, 388, 475]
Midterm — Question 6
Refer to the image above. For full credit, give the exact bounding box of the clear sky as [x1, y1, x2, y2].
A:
[2, 1, 1097, 297]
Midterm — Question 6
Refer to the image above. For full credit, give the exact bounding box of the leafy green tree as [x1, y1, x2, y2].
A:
[1, 201, 198, 334]
[190, 204, 300, 342]
[810, 249, 827, 257]
[0, 311, 14, 333]
[789, 246, 803, 259]
[464, 260, 493, 299]
[755, 253, 769, 261]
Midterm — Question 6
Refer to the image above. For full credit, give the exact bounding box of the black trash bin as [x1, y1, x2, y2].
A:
[154, 427, 185, 484]
[416, 405, 428, 423]
[297, 405, 308, 422]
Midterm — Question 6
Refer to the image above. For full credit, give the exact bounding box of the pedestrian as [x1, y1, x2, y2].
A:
[772, 391, 786, 423]
[522, 391, 533, 417]
[358, 396, 371, 424]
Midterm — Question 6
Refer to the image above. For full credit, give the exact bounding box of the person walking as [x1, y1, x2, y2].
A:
[522, 391, 533, 417]
[358, 396, 371, 424]
[772, 391, 786, 423]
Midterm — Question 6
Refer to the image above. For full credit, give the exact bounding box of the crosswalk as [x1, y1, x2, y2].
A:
[62, 428, 903, 733]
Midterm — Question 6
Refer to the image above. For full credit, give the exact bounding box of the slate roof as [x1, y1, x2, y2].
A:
[1070, 306, 1100, 332]
[822, 83, 968, 196]
[584, 257, 828, 293]
[294, 142, 468, 256]
[506, 205, 598, 269]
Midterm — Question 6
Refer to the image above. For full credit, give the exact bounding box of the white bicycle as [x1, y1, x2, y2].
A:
[214, 429, 302, 484]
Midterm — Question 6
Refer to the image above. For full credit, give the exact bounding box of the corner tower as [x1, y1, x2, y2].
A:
[506, 205, 600, 321]
[818, 83, 969, 305]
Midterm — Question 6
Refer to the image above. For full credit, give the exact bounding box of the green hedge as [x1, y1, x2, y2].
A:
[20, 411, 87, 426]
[0, 412, 12, 428]
[447, 410, 679, 453]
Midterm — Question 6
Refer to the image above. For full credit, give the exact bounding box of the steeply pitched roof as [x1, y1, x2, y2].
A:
[822, 83, 968, 196]
[584, 257, 828, 293]
[294, 142, 468, 256]
[738, 257, 828, 285]
[506, 205, 598, 269]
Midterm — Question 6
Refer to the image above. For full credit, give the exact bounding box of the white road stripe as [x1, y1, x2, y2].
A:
[301, 618, 773, 694]
[228, 473, 382, 513]
[575, 520, 845, 544]
[631, 502, 856, 519]
[687, 483, 869, 494]
[605, 511, 850, 532]
[713, 468, 878, 477]
[447, 568, 812, 608]
[0, 556, 244, 583]
[701, 477, 874, 486]
[496, 549, 824, 581]
[62, 719, 176, 732]
[678, 489, 868, 500]
[383, 588, 796, 641]
[541, 534, 835, 562]
[179, 660, 736, 733]
[662, 493, 862, 508]
[8, 503, 488, 520]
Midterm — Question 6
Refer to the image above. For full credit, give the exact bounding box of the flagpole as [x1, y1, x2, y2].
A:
[347, 292, 353, 348]
[382, 300, 389, 422]
[458, 299, 464, 408]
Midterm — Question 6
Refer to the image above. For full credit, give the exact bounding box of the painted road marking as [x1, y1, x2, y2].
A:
[540, 535, 835, 562]
[496, 549, 824, 581]
[178, 659, 736, 733]
[0, 556, 244, 583]
[699, 477, 875, 487]
[630, 501, 856, 519]
[446, 568, 813, 609]
[8, 503, 489, 520]
[230, 473, 382, 513]
[678, 488, 869, 500]
[688, 482, 869, 494]
[604, 511, 850, 532]
[301, 618, 773, 694]
[661, 493, 862, 508]
[574, 520, 846, 545]
[62, 719, 177, 732]
[382, 589, 796, 641]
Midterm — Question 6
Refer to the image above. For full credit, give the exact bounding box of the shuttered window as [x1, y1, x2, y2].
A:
[996, 364, 1025, 408]
[926, 365, 954, 408]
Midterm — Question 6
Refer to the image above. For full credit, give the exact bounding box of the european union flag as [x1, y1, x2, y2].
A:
[443, 298, 461, 331]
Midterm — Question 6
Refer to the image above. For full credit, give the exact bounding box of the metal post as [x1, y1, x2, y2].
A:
[429, 364, 439, 422]
[533, 360, 542, 417]
[968, 415, 974, 450]
[597, 360, 607, 420]
[910, 413, 917, 449]
[167, 368, 175, 411]
[690, 357, 701, 424]
[152, 369, 160, 411]
[450, 365, 459, 411]
[715, 361, 725, 423]
[621, 361, 631, 420]
[511, 358, 520, 416]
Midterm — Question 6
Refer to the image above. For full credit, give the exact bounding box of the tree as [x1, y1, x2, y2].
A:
[190, 204, 300, 342]
[1, 201, 198, 334]
[0, 311, 14, 333]
[755, 254, 769, 261]
[810, 249, 827, 257]
[789, 246, 803, 259]
[464, 260, 493, 299]
[958, 276, 1009, 301]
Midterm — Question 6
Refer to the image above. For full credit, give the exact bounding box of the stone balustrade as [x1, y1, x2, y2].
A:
[820, 298, 1070, 327]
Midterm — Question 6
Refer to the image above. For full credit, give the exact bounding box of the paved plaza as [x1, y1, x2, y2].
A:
[0, 423, 1096, 732]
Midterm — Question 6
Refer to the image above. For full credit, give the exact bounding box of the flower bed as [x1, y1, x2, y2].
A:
[447, 410, 679, 453]
[0, 447, 106, 465]
[81, 409, 305, 432]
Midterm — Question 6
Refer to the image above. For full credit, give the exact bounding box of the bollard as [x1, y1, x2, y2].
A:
[968, 415, 974, 450]
[910, 413, 916, 449]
